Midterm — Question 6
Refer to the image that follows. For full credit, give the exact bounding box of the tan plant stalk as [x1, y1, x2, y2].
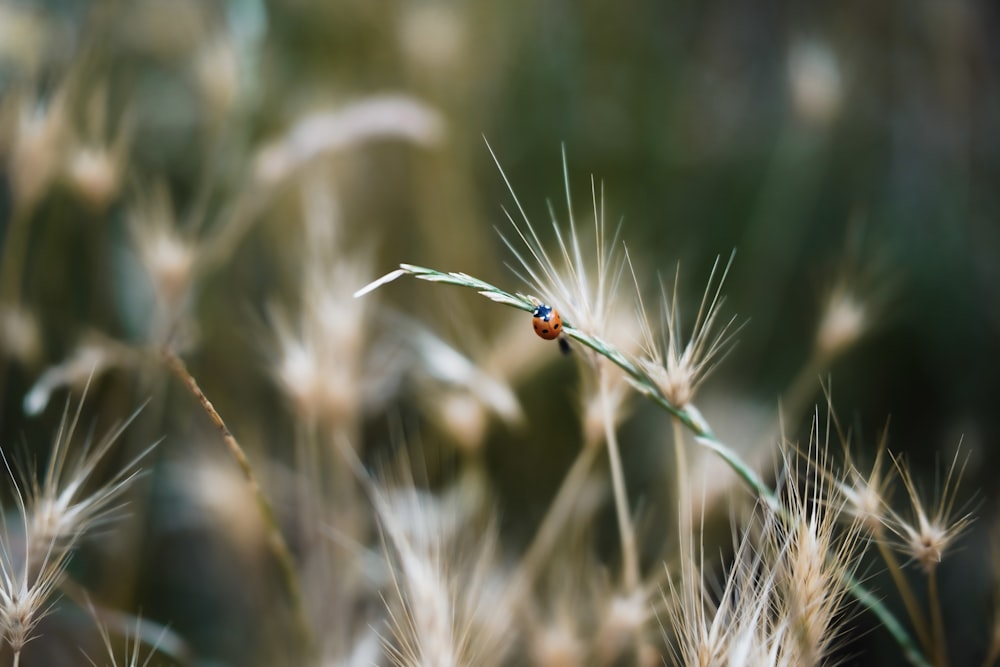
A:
[672, 416, 690, 548]
[598, 362, 639, 593]
[828, 406, 936, 656]
[928, 569, 948, 667]
[517, 441, 602, 589]
[883, 448, 972, 666]
[874, 524, 932, 653]
[161, 347, 314, 659]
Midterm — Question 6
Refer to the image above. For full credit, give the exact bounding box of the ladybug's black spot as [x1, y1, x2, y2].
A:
[541, 328, 550, 334]
[553, 322, 560, 329]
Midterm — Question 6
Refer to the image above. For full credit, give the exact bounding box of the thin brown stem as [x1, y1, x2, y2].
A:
[928, 568, 949, 667]
[875, 526, 932, 654]
[981, 628, 1000, 667]
[600, 364, 638, 592]
[161, 347, 314, 659]
[517, 439, 602, 589]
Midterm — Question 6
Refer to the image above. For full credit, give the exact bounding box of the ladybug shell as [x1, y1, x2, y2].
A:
[532, 304, 563, 340]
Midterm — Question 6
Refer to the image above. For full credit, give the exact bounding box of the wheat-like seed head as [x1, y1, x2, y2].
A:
[634, 252, 741, 409]
[371, 464, 514, 667]
[775, 421, 866, 665]
[127, 181, 198, 331]
[267, 175, 377, 427]
[4, 399, 156, 572]
[787, 38, 843, 128]
[269, 254, 372, 426]
[66, 145, 124, 212]
[0, 305, 40, 367]
[63, 83, 131, 212]
[815, 285, 868, 361]
[811, 217, 897, 365]
[0, 462, 67, 657]
[664, 428, 864, 667]
[593, 588, 654, 665]
[9, 83, 69, 209]
[0, 387, 154, 662]
[528, 619, 585, 667]
[885, 447, 972, 574]
[835, 425, 896, 536]
[663, 514, 773, 667]
[193, 33, 242, 129]
[487, 141, 632, 348]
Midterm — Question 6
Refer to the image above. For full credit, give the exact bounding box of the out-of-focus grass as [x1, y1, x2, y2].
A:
[0, 1, 997, 665]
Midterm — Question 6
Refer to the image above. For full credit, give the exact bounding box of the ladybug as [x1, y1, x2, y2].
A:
[532, 304, 563, 340]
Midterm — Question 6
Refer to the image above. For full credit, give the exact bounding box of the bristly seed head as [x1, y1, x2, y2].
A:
[487, 141, 633, 349]
[63, 83, 132, 212]
[815, 286, 867, 360]
[885, 447, 972, 574]
[775, 425, 866, 666]
[635, 252, 741, 408]
[664, 421, 865, 667]
[0, 392, 153, 657]
[127, 181, 197, 324]
[807, 386, 895, 537]
[9, 85, 69, 209]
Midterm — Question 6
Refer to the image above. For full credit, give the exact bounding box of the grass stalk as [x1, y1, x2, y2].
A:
[875, 526, 932, 653]
[671, 416, 690, 550]
[599, 363, 639, 592]
[517, 438, 602, 588]
[161, 347, 315, 660]
[928, 569, 949, 667]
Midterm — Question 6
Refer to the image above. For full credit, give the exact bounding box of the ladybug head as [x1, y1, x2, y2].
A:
[533, 304, 554, 321]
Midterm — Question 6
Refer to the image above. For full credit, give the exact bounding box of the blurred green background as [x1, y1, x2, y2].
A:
[1, 0, 998, 665]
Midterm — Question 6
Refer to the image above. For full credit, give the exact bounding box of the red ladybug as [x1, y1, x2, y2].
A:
[532, 304, 563, 340]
